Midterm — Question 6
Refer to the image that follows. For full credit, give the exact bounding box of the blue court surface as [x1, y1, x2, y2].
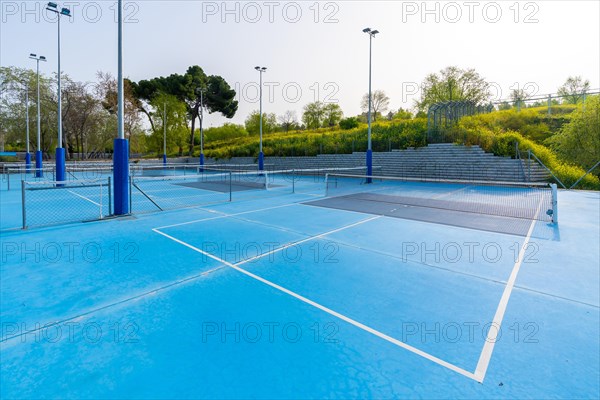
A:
[1, 171, 599, 399]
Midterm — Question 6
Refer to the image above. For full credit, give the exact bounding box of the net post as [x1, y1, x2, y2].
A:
[21, 180, 26, 229]
[7, 171, 10, 191]
[325, 173, 329, 196]
[292, 169, 295, 194]
[108, 177, 112, 216]
[229, 172, 232, 202]
[129, 175, 132, 213]
[100, 178, 104, 219]
[264, 171, 270, 190]
[551, 183, 558, 223]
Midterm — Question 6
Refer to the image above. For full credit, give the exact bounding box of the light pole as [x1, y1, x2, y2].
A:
[46, 2, 70, 183]
[363, 27, 379, 183]
[254, 66, 267, 171]
[24, 88, 31, 172]
[163, 103, 167, 165]
[113, 0, 129, 215]
[199, 88, 204, 169]
[29, 54, 46, 178]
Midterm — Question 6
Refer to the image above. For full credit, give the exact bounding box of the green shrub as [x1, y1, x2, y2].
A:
[339, 117, 359, 130]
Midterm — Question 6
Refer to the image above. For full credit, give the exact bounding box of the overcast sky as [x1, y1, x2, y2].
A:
[2, 0, 599, 127]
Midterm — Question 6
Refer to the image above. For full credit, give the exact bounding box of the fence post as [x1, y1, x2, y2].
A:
[21, 180, 26, 229]
[528, 150, 531, 182]
[129, 176, 132, 213]
[108, 177, 112, 216]
[547, 95, 552, 116]
[100, 178, 104, 219]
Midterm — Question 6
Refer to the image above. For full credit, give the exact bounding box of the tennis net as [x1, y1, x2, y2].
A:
[324, 174, 557, 222]
[129, 166, 377, 212]
[130, 170, 270, 212]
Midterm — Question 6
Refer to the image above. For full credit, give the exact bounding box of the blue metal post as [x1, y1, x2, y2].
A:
[113, 139, 129, 214]
[35, 151, 43, 177]
[113, 0, 129, 215]
[258, 69, 264, 171]
[25, 90, 31, 173]
[25, 153, 32, 172]
[55, 9, 66, 186]
[55, 147, 65, 183]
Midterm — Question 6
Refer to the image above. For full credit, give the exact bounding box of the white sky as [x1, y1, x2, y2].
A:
[1, 0, 599, 127]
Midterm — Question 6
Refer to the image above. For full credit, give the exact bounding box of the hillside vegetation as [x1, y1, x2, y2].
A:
[199, 101, 599, 189]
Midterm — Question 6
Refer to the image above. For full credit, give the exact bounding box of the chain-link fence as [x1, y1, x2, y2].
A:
[22, 178, 111, 229]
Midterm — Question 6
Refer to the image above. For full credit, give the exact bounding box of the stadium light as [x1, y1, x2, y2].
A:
[29, 53, 46, 178]
[255, 66, 267, 171]
[198, 88, 205, 169]
[163, 103, 167, 166]
[113, 0, 129, 215]
[46, 2, 71, 184]
[363, 27, 379, 183]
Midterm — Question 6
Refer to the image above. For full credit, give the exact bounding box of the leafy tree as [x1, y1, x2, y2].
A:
[131, 66, 238, 155]
[510, 88, 531, 108]
[322, 103, 343, 127]
[245, 111, 278, 135]
[339, 117, 359, 130]
[204, 123, 248, 142]
[278, 110, 299, 132]
[361, 90, 389, 122]
[547, 95, 600, 172]
[393, 108, 413, 120]
[498, 101, 512, 111]
[302, 101, 325, 129]
[416, 66, 491, 112]
[558, 76, 591, 104]
[94, 72, 144, 155]
[0, 66, 59, 155]
[149, 93, 189, 156]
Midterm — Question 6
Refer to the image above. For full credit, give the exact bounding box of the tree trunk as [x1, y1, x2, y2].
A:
[189, 103, 199, 156]
[140, 107, 155, 132]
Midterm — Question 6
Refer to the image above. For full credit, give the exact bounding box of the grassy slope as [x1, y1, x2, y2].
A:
[194, 104, 597, 189]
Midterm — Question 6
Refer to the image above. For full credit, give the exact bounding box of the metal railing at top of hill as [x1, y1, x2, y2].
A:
[427, 101, 494, 143]
[517, 142, 599, 190]
[568, 161, 600, 190]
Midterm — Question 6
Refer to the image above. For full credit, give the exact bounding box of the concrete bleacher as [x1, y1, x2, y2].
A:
[197, 143, 550, 183]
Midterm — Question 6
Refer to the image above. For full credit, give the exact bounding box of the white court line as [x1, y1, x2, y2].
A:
[155, 203, 297, 230]
[473, 199, 543, 382]
[67, 190, 101, 207]
[152, 216, 479, 382]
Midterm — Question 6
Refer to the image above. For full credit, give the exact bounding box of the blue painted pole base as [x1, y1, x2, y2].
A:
[199, 153, 204, 172]
[258, 151, 264, 171]
[162, 153, 167, 166]
[366, 149, 373, 184]
[113, 139, 130, 215]
[55, 147, 66, 186]
[35, 150, 43, 178]
[25, 152, 32, 173]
